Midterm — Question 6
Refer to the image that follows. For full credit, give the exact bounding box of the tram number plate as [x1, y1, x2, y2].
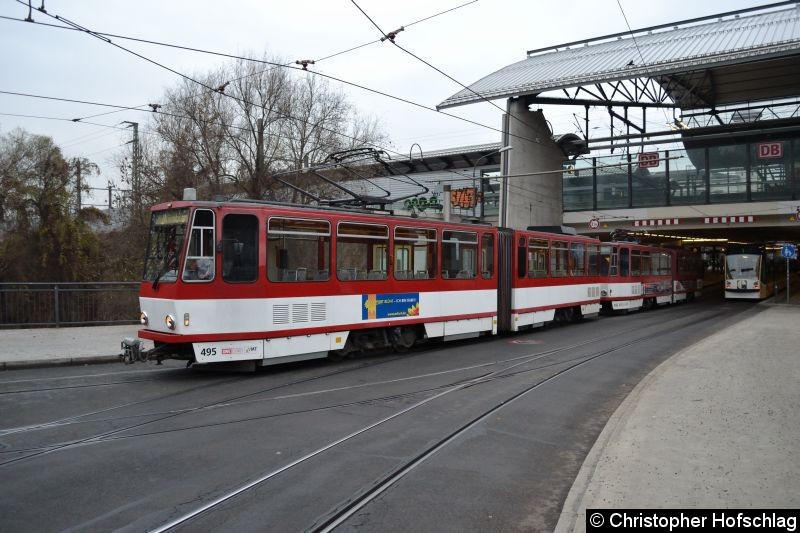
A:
[194, 341, 264, 362]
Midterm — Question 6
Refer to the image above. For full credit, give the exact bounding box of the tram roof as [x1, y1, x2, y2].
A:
[438, 2, 800, 110]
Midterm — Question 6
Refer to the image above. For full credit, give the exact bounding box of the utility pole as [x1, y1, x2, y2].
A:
[255, 118, 264, 199]
[75, 158, 82, 213]
[123, 121, 141, 212]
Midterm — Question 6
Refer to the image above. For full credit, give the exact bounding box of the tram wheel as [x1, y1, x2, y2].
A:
[391, 327, 417, 353]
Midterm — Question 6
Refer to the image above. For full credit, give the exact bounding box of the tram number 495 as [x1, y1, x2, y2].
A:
[200, 347, 217, 357]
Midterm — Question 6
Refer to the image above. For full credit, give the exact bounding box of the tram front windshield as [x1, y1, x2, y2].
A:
[143, 209, 189, 282]
[725, 254, 760, 280]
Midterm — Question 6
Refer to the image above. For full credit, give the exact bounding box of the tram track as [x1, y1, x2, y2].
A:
[0, 306, 731, 466]
[0, 309, 693, 454]
[143, 308, 728, 533]
[311, 308, 732, 532]
[0, 376, 172, 395]
[0, 354, 413, 465]
[2, 344, 635, 455]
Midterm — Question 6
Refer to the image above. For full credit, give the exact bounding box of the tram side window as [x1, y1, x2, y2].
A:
[337, 222, 388, 281]
[657, 253, 671, 275]
[631, 250, 642, 276]
[222, 214, 258, 283]
[640, 251, 651, 275]
[527, 238, 548, 278]
[183, 209, 215, 282]
[570, 243, 586, 276]
[551, 241, 569, 277]
[620, 248, 630, 276]
[267, 218, 330, 282]
[394, 226, 436, 280]
[587, 245, 600, 276]
[600, 245, 616, 276]
[442, 230, 478, 279]
[481, 233, 494, 279]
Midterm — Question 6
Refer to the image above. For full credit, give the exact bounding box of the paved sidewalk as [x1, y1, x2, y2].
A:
[0, 324, 147, 370]
[556, 296, 800, 531]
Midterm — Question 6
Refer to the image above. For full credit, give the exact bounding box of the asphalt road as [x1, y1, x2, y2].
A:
[0, 294, 760, 533]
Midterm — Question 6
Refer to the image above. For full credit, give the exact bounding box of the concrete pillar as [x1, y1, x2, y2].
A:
[442, 184, 452, 222]
[500, 99, 565, 229]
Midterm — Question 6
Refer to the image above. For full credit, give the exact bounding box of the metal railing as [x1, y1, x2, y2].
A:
[0, 282, 140, 328]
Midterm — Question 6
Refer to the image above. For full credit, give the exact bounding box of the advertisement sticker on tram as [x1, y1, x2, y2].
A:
[362, 293, 420, 320]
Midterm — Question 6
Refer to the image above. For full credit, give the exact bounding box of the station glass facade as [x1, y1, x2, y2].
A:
[563, 138, 799, 211]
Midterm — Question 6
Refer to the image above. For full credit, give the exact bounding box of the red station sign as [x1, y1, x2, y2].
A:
[757, 142, 784, 159]
[638, 152, 660, 168]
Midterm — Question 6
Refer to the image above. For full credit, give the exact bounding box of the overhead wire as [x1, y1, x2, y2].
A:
[0, 110, 149, 133]
[0, 89, 373, 151]
[613, 0, 673, 127]
[0, 90, 423, 199]
[5, 1, 544, 149]
[4, 2, 525, 205]
[60, 128, 121, 149]
[12, 6, 415, 162]
[5, 1, 606, 208]
[348, 0, 546, 144]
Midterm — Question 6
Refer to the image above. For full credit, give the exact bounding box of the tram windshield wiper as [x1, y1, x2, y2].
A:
[740, 268, 754, 272]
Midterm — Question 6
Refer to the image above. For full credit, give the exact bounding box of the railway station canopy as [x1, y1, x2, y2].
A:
[435, 2, 800, 245]
[438, 2, 800, 113]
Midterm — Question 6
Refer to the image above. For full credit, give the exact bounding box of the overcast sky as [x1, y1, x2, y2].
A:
[0, 0, 761, 196]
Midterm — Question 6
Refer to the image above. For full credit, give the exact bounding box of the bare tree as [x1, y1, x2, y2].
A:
[223, 55, 291, 199]
[142, 51, 387, 204]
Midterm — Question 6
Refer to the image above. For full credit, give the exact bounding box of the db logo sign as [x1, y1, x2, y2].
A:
[589, 217, 600, 229]
[638, 152, 659, 169]
[757, 142, 784, 159]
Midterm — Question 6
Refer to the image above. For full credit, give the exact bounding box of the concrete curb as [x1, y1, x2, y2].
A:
[1, 354, 122, 371]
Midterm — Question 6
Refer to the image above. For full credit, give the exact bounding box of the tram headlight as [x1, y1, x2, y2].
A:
[139, 311, 148, 326]
[165, 314, 176, 330]
[753, 281, 760, 289]
[183, 313, 190, 327]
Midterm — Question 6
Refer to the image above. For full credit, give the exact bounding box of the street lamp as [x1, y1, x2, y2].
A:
[472, 145, 512, 220]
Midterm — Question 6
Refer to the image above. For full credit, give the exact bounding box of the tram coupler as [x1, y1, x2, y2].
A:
[120, 338, 149, 364]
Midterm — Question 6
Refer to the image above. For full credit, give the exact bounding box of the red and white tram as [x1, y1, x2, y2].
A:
[134, 200, 501, 366]
[125, 199, 699, 366]
[508, 230, 601, 330]
[671, 248, 704, 303]
[598, 242, 674, 312]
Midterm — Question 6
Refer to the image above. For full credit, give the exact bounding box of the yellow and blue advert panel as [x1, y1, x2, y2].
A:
[362, 293, 420, 320]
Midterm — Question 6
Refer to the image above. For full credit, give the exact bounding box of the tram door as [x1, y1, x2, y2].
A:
[496, 229, 513, 333]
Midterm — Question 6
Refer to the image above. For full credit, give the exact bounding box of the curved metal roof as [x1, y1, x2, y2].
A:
[438, 3, 800, 110]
